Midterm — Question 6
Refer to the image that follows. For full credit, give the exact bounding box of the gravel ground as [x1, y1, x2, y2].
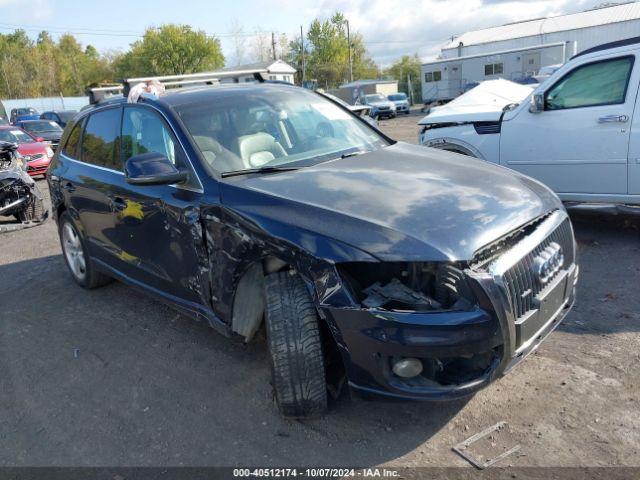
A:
[0, 115, 639, 468]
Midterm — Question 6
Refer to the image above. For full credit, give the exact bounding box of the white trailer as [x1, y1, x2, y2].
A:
[422, 2, 640, 103]
[421, 42, 570, 103]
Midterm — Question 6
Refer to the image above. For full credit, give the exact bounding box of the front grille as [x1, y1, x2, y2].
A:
[498, 218, 574, 319]
[378, 106, 390, 111]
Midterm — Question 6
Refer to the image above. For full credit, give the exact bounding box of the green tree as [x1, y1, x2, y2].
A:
[289, 13, 378, 89]
[122, 24, 224, 76]
[385, 54, 422, 103]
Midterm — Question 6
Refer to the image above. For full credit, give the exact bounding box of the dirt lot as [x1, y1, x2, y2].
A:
[1, 114, 639, 468]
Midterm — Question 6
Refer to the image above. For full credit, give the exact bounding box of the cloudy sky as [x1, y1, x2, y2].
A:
[0, 0, 605, 66]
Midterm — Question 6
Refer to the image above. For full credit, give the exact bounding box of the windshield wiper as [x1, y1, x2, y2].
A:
[221, 165, 301, 178]
[340, 150, 367, 159]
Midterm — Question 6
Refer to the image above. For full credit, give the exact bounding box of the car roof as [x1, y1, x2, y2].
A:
[82, 82, 303, 114]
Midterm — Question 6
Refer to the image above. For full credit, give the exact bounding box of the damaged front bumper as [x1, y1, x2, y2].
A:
[323, 280, 576, 401]
[322, 210, 578, 401]
[0, 142, 48, 232]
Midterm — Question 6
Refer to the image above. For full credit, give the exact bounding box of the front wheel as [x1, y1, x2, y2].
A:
[264, 271, 328, 418]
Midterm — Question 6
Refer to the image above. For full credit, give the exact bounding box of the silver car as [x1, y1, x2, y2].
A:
[388, 93, 411, 115]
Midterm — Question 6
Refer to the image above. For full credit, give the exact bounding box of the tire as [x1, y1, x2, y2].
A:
[59, 211, 112, 289]
[264, 271, 328, 418]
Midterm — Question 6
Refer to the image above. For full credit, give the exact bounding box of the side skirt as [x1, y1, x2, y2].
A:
[92, 257, 231, 337]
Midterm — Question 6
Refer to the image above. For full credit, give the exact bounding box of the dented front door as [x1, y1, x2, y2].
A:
[110, 104, 209, 306]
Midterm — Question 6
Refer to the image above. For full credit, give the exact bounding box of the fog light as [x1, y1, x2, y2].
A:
[392, 357, 423, 378]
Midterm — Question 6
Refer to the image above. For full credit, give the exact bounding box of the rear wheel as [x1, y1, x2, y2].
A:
[59, 212, 111, 289]
[264, 271, 328, 418]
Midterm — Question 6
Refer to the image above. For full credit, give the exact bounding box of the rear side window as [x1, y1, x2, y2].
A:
[62, 121, 83, 158]
[545, 56, 634, 110]
[81, 108, 122, 170]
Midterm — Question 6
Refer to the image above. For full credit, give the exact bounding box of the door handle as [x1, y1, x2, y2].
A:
[62, 181, 75, 193]
[598, 114, 629, 123]
[110, 197, 127, 212]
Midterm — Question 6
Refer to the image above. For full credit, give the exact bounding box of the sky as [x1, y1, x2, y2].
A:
[0, 0, 606, 66]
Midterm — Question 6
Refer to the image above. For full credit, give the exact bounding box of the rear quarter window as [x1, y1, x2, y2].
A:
[62, 121, 83, 159]
[80, 108, 122, 171]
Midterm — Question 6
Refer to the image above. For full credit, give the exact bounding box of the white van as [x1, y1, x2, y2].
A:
[419, 37, 640, 206]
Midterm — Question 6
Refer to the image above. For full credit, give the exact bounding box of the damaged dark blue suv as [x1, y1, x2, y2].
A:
[48, 77, 578, 417]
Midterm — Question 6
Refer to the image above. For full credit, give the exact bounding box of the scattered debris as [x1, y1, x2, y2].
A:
[72, 348, 80, 359]
[452, 421, 521, 469]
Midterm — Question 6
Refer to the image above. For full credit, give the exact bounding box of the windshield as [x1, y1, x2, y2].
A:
[17, 108, 38, 115]
[388, 93, 407, 101]
[22, 121, 62, 133]
[0, 129, 34, 144]
[176, 87, 388, 175]
[364, 94, 386, 103]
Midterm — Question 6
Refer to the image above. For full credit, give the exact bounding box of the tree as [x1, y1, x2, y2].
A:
[229, 19, 247, 66]
[385, 54, 422, 103]
[124, 24, 225, 76]
[289, 13, 378, 89]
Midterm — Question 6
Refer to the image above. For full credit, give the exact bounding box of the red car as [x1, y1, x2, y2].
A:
[0, 125, 54, 177]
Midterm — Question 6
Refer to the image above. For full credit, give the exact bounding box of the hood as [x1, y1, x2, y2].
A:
[391, 99, 409, 106]
[17, 142, 48, 156]
[418, 79, 534, 125]
[369, 100, 395, 108]
[221, 142, 560, 262]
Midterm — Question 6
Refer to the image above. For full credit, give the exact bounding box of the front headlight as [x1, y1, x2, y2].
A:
[46, 147, 54, 158]
[337, 262, 475, 312]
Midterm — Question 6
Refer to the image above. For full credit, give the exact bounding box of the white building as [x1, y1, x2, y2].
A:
[217, 60, 297, 84]
[421, 2, 640, 102]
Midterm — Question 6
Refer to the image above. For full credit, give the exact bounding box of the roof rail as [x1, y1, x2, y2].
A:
[123, 68, 269, 96]
[571, 36, 640, 60]
[86, 68, 270, 105]
[86, 85, 124, 105]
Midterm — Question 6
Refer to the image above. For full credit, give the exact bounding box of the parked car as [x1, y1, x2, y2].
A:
[419, 37, 640, 206]
[0, 125, 54, 177]
[15, 120, 63, 150]
[387, 92, 411, 115]
[316, 91, 378, 128]
[49, 79, 578, 418]
[10, 107, 39, 124]
[357, 93, 396, 119]
[41, 110, 77, 128]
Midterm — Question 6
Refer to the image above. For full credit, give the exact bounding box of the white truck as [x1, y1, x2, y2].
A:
[419, 37, 640, 206]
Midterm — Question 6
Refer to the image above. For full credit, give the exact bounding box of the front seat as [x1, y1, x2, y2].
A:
[193, 135, 246, 173]
[236, 132, 287, 167]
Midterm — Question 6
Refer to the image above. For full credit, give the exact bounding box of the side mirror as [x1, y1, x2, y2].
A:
[125, 152, 188, 186]
[529, 93, 544, 113]
[35, 137, 45, 142]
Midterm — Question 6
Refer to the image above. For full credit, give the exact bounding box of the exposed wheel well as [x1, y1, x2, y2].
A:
[230, 256, 346, 396]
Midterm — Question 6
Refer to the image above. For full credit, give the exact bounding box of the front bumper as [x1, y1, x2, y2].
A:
[323, 211, 578, 401]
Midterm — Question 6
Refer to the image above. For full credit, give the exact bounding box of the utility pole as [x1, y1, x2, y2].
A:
[346, 20, 353, 83]
[300, 25, 306, 85]
[271, 32, 277, 61]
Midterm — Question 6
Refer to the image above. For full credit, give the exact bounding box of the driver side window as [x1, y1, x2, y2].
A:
[121, 106, 186, 169]
[545, 56, 634, 110]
